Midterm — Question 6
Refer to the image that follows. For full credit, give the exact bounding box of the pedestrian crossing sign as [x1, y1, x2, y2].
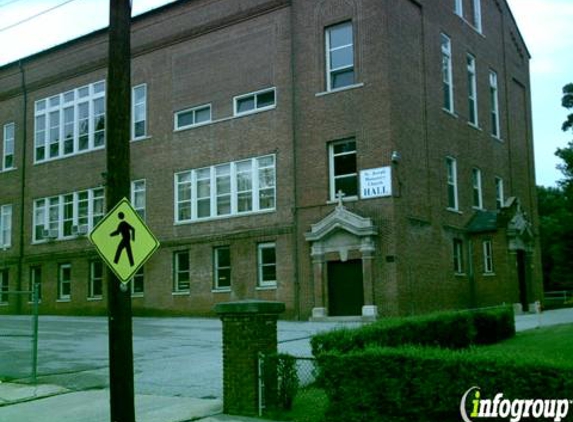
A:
[89, 198, 160, 283]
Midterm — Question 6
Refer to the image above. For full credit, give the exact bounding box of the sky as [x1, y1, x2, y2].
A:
[0, 0, 571, 187]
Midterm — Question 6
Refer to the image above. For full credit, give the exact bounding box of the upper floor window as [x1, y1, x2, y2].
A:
[175, 155, 276, 223]
[132, 84, 147, 140]
[34, 81, 105, 163]
[325, 21, 355, 91]
[472, 0, 482, 33]
[214, 246, 231, 291]
[58, 263, 72, 301]
[2, 123, 15, 170]
[472, 168, 483, 209]
[489, 70, 501, 139]
[173, 251, 190, 293]
[441, 34, 454, 113]
[446, 157, 459, 211]
[467, 54, 478, 126]
[33, 187, 104, 243]
[175, 104, 212, 130]
[234, 88, 276, 116]
[453, 238, 464, 274]
[495, 177, 505, 209]
[483, 240, 494, 274]
[131, 180, 146, 220]
[454, 0, 463, 16]
[329, 139, 358, 201]
[0, 204, 12, 249]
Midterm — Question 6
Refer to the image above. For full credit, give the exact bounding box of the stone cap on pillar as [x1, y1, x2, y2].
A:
[214, 300, 286, 316]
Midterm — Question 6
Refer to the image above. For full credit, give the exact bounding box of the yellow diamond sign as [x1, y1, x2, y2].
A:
[89, 198, 160, 283]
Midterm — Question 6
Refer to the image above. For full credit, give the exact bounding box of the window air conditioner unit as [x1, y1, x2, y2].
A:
[42, 229, 59, 240]
[72, 225, 89, 236]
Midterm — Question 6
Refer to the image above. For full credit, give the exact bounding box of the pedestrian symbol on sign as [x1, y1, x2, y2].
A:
[111, 212, 136, 267]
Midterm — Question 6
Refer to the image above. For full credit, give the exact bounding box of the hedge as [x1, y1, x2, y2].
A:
[317, 346, 573, 422]
[311, 307, 515, 355]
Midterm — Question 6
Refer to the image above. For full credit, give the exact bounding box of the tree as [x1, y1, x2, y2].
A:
[556, 83, 573, 193]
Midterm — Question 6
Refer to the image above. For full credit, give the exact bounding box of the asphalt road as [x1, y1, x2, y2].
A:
[0, 316, 354, 399]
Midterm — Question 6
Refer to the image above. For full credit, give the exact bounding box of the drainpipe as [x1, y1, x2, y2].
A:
[16, 60, 28, 314]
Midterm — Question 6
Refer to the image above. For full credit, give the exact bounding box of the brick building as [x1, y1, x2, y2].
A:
[0, 0, 542, 319]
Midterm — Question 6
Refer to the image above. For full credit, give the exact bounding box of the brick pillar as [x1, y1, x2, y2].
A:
[215, 300, 285, 416]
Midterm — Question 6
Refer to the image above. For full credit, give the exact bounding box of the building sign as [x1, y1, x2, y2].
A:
[360, 167, 392, 199]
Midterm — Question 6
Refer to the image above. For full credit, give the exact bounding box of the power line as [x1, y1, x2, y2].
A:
[0, 0, 26, 10]
[0, 0, 81, 33]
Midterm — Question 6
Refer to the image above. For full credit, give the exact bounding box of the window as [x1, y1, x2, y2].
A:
[131, 180, 146, 220]
[454, 0, 463, 16]
[441, 34, 454, 113]
[0, 204, 12, 248]
[234, 88, 276, 116]
[175, 155, 275, 223]
[453, 238, 464, 274]
[34, 81, 106, 163]
[472, 0, 482, 33]
[329, 139, 358, 201]
[33, 187, 104, 242]
[0, 270, 8, 304]
[89, 260, 103, 299]
[446, 157, 459, 211]
[489, 70, 500, 138]
[3, 123, 14, 170]
[483, 240, 494, 273]
[467, 54, 478, 126]
[325, 21, 355, 91]
[131, 267, 144, 296]
[258, 243, 277, 288]
[175, 104, 211, 130]
[29, 266, 42, 303]
[173, 251, 190, 292]
[472, 168, 483, 209]
[58, 263, 71, 300]
[132, 84, 147, 140]
[214, 247, 231, 290]
[495, 177, 505, 209]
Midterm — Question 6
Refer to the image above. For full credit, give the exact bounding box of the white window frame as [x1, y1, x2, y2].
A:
[454, 0, 463, 16]
[495, 177, 505, 209]
[467, 54, 478, 126]
[214, 246, 231, 291]
[489, 70, 501, 139]
[58, 263, 72, 301]
[29, 266, 42, 303]
[175, 104, 212, 130]
[0, 269, 8, 304]
[257, 242, 277, 288]
[234, 87, 276, 117]
[132, 84, 147, 140]
[329, 139, 358, 202]
[34, 81, 106, 163]
[175, 154, 276, 223]
[472, 168, 483, 209]
[0, 204, 12, 249]
[3, 123, 15, 171]
[173, 251, 190, 293]
[446, 157, 459, 211]
[131, 267, 144, 297]
[441, 33, 455, 113]
[453, 238, 464, 274]
[473, 0, 482, 33]
[325, 21, 355, 91]
[33, 187, 104, 243]
[88, 260, 103, 299]
[483, 240, 494, 274]
[131, 180, 146, 220]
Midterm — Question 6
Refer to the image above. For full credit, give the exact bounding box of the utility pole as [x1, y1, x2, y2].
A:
[107, 1, 135, 421]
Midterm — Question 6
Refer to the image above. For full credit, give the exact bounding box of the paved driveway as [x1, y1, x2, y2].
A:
[0, 316, 354, 399]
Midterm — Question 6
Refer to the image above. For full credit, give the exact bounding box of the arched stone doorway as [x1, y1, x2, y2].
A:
[305, 203, 378, 320]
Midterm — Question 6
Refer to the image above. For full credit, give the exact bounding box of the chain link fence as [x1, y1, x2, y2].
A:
[0, 285, 40, 383]
[259, 352, 327, 421]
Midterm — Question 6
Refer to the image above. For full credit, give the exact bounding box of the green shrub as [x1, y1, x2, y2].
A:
[317, 346, 573, 422]
[311, 307, 515, 355]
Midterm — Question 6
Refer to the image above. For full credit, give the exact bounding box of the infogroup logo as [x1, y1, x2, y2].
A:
[460, 387, 571, 422]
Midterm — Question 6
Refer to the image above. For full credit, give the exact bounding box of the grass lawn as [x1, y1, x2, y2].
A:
[483, 323, 573, 365]
[262, 386, 328, 422]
